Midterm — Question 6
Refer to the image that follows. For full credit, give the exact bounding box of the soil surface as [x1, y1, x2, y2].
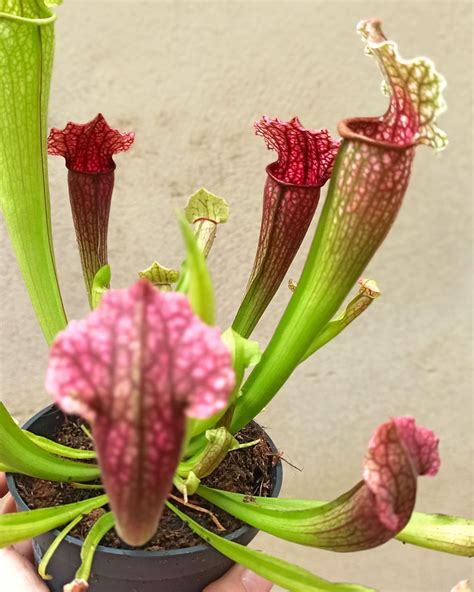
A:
[15, 417, 277, 551]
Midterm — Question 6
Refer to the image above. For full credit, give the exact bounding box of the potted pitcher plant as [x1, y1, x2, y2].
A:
[0, 2, 472, 591]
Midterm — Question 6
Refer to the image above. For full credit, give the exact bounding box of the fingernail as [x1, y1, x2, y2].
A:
[241, 568, 272, 591]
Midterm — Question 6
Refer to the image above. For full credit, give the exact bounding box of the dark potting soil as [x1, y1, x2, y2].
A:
[15, 417, 277, 551]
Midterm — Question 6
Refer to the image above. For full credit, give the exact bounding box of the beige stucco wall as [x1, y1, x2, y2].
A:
[0, 1, 472, 590]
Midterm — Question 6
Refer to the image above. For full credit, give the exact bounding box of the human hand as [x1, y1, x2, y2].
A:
[0, 473, 49, 591]
[1, 473, 271, 591]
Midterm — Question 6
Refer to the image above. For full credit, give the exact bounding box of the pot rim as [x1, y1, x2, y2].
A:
[7, 403, 283, 559]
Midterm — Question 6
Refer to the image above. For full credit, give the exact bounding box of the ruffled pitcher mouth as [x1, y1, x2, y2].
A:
[255, 116, 340, 187]
[339, 19, 447, 152]
[48, 114, 135, 174]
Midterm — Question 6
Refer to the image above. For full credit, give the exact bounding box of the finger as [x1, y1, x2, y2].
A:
[0, 492, 34, 561]
[12, 539, 35, 563]
[1, 493, 17, 515]
[203, 564, 273, 592]
[0, 548, 49, 591]
[0, 473, 7, 497]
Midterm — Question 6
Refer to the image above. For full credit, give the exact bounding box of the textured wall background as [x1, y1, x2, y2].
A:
[0, 1, 472, 590]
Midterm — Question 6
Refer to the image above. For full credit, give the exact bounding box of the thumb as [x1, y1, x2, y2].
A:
[0, 548, 49, 591]
[203, 564, 273, 592]
[0, 473, 8, 497]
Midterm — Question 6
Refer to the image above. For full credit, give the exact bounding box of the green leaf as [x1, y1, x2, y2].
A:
[0, 463, 15, 473]
[75, 511, 115, 581]
[91, 264, 111, 309]
[198, 488, 474, 558]
[166, 502, 375, 592]
[177, 216, 215, 325]
[0, 1, 67, 343]
[25, 431, 97, 460]
[39, 513, 85, 580]
[0, 403, 100, 482]
[176, 217, 218, 449]
[0, 494, 108, 547]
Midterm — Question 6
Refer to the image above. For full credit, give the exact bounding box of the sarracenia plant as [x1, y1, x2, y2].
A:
[0, 3, 472, 590]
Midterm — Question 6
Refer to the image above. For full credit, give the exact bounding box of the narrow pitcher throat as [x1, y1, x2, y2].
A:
[265, 164, 326, 191]
[66, 166, 117, 177]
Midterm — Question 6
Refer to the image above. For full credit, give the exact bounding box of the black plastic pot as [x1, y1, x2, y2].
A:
[7, 404, 283, 592]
